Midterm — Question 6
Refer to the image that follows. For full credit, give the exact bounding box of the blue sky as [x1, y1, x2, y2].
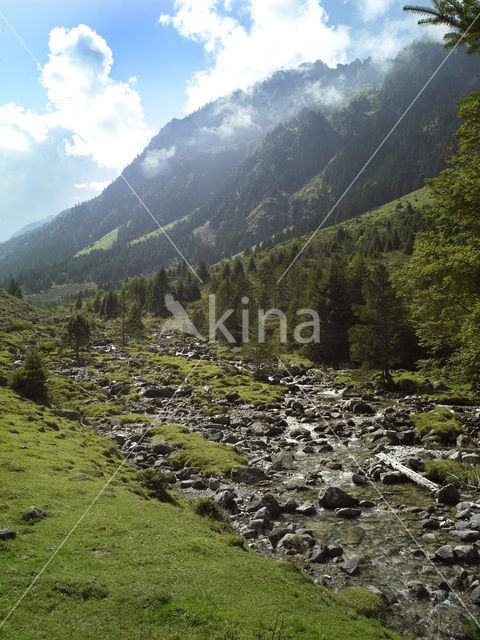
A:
[0, 0, 439, 241]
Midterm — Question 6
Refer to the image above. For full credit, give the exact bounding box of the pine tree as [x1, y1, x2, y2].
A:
[307, 255, 354, 364]
[349, 265, 404, 384]
[147, 267, 168, 316]
[404, 1, 480, 54]
[125, 302, 144, 341]
[10, 346, 48, 402]
[8, 279, 23, 299]
[66, 313, 92, 361]
[197, 260, 210, 283]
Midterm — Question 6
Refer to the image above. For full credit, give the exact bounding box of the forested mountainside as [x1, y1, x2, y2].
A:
[1, 40, 478, 291]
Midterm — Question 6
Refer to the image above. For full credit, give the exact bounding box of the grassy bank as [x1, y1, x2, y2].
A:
[0, 386, 403, 640]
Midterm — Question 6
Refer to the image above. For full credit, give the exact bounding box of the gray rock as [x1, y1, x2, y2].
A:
[449, 529, 480, 543]
[343, 399, 375, 415]
[253, 507, 271, 524]
[305, 545, 327, 563]
[282, 497, 299, 513]
[453, 545, 479, 564]
[469, 586, 480, 606]
[435, 545, 454, 563]
[22, 506, 49, 522]
[419, 519, 440, 530]
[436, 484, 460, 506]
[268, 527, 291, 548]
[336, 507, 362, 519]
[0, 528, 16, 541]
[295, 504, 317, 516]
[318, 486, 359, 509]
[175, 467, 199, 480]
[142, 386, 174, 398]
[152, 441, 175, 455]
[54, 408, 80, 421]
[270, 452, 294, 470]
[359, 500, 375, 509]
[231, 467, 266, 484]
[214, 490, 238, 513]
[340, 555, 362, 575]
[325, 543, 343, 558]
[352, 473, 368, 486]
[380, 471, 407, 485]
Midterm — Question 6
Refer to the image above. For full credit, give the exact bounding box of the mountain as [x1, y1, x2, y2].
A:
[1, 39, 478, 292]
[9, 215, 57, 240]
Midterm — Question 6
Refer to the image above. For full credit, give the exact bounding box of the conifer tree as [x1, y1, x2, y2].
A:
[10, 346, 48, 402]
[66, 313, 92, 361]
[349, 265, 404, 384]
[8, 279, 23, 299]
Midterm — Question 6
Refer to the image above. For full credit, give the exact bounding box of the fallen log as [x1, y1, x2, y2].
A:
[376, 452, 440, 492]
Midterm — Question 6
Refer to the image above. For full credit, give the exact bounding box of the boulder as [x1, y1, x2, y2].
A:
[434, 545, 454, 564]
[0, 528, 16, 541]
[22, 506, 49, 522]
[318, 486, 359, 509]
[336, 507, 362, 519]
[339, 555, 362, 575]
[453, 545, 479, 564]
[436, 484, 460, 506]
[214, 490, 238, 513]
[231, 467, 266, 485]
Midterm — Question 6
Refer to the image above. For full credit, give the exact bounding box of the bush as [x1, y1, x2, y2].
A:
[9, 346, 49, 402]
[192, 497, 227, 522]
[137, 468, 175, 504]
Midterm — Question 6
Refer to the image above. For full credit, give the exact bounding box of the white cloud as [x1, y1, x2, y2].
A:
[0, 24, 153, 241]
[74, 180, 111, 192]
[358, 0, 395, 21]
[160, 0, 351, 112]
[0, 24, 152, 171]
[353, 13, 444, 59]
[141, 146, 176, 176]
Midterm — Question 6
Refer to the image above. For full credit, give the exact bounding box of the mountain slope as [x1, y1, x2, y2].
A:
[1, 40, 478, 291]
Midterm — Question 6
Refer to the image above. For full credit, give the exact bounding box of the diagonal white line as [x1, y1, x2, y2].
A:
[278, 357, 480, 631]
[120, 173, 203, 284]
[277, 12, 480, 285]
[0, 9, 42, 70]
[0, 357, 202, 630]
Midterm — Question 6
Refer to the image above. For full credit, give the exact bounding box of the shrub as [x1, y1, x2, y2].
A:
[137, 468, 175, 504]
[9, 346, 49, 402]
[192, 497, 226, 522]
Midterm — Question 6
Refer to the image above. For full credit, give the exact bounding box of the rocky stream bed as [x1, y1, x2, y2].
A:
[56, 337, 480, 640]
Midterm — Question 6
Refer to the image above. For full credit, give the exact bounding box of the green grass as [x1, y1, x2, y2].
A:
[122, 346, 285, 408]
[0, 386, 403, 640]
[336, 587, 386, 619]
[128, 215, 191, 246]
[75, 227, 119, 257]
[425, 460, 480, 488]
[150, 424, 248, 476]
[413, 408, 463, 443]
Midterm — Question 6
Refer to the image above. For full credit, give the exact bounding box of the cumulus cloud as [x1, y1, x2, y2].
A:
[0, 24, 152, 170]
[0, 24, 153, 241]
[353, 13, 443, 59]
[141, 146, 176, 176]
[200, 102, 261, 139]
[357, 0, 395, 21]
[160, 0, 351, 112]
